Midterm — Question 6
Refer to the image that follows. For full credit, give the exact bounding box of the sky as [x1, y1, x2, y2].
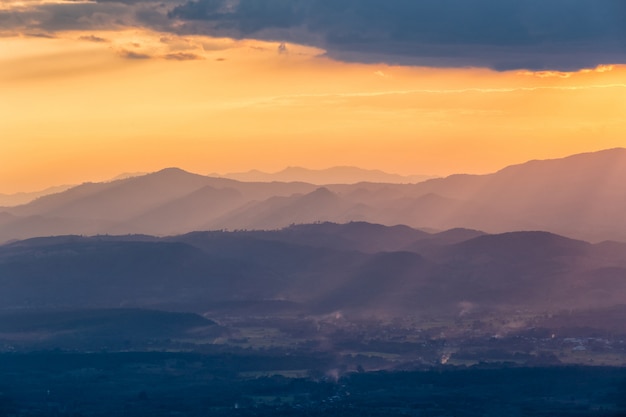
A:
[1, 0, 626, 193]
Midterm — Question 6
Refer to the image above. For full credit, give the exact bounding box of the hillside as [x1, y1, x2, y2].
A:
[2, 222, 625, 317]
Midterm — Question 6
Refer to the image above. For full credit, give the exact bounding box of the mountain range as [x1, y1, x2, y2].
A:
[213, 166, 435, 184]
[0, 184, 74, 207]
[0, 167, 428, 208]
[0, 172, 148, 207]
[1, 222, 625, 317]
[1, 148, 625, 243]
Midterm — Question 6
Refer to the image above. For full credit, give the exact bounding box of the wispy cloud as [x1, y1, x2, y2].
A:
[118, 49, 152, 59]
[216, 83, 626, 111]
[164, 51, 202, 60]
[79, 34, 108, 42]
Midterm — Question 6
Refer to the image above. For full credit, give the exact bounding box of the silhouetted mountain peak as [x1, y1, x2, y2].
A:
[156, 167, 190, 174]
[146, 167, 205, 181]
[452, 231, 589, 261]
[496, 147, 626, 176]
[297, 187, 339, 205]
[309, 186, 334, 196]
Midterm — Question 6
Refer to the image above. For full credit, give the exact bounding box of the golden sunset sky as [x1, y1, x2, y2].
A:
[1, 1, 626, 193]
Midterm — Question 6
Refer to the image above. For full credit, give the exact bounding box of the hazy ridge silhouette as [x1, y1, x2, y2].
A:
[1, 148, 625, 243]
[0, 185, 74, 207]
[215, 166, 435, 184]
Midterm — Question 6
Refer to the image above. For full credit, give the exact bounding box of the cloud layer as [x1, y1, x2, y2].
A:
[3, 0, 626, 70]
[168, 0, 626, 70]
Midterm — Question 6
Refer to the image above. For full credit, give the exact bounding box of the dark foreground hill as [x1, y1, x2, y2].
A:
[2, 222, 626, 415]
[1, 355, 624, 417]
[1, 222, 625, 317]
[0, 309, 223, 351]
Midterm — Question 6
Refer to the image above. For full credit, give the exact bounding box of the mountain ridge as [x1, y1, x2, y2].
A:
[2, 222, 625, 316]
[213, 165, 436, 184]
[2, 148, 626, 243]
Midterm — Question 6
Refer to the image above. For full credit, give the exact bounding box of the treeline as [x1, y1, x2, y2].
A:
[1, 351, 625, 416]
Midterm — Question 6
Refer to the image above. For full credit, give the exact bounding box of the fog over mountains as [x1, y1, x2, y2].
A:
[1, 148, 625, 243]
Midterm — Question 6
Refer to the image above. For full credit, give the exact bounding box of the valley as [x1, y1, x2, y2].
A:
[2, 150, 626, 415]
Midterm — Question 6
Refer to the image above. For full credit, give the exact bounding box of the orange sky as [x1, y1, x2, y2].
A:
[2, 29, 626, 193]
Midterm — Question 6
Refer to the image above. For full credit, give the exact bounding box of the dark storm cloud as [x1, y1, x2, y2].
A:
[4, 0, 625, 70]
[0, 2, 133, 33]
[0, 0, 180, 34]
[167, 0, 626, 70]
